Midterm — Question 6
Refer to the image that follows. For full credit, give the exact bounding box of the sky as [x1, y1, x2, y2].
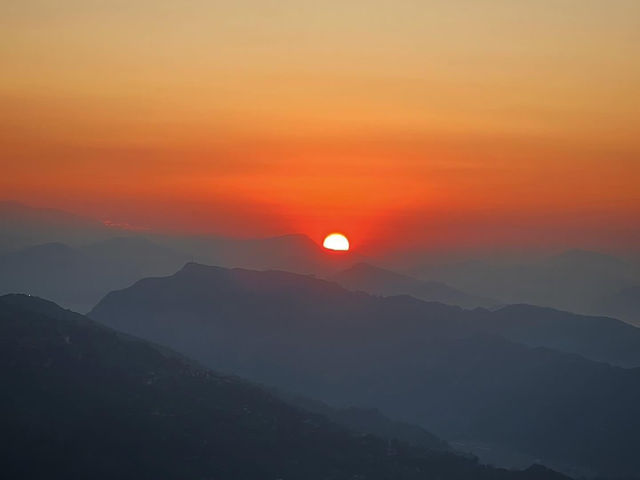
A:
[2, 0, 639, 254]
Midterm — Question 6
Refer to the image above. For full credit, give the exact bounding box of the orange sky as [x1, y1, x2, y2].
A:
[2, 1, 639, 253]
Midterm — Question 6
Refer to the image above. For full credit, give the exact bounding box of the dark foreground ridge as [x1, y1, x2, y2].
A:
[1, 294, 570, 480]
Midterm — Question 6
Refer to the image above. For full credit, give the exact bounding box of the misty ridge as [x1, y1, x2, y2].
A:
[2, 201, 639, 324]
[2, 200, 640, 479]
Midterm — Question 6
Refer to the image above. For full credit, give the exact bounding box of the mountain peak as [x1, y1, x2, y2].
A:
[0, 293, 83, 322]
[1, 292, 60, 311]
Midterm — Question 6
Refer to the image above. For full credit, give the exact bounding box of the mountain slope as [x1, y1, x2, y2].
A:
[90, 264, 640, 477]
[274, 390, 451, 453]
[331, 262, 496, 308]
[0, 294, 569, 480]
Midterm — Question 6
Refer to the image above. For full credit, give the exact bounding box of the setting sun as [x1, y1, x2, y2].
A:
[323, 233, 350, 251]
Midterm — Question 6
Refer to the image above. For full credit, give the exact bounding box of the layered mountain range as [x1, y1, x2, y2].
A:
[90, 263, 640, 477]
[2, 294, 570, 480]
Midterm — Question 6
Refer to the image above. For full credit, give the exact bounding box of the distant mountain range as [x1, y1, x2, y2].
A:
[410, 249, 640, 326]
[0, 201, 365, 275]
[0, 201, 118, 253]
[0, 202, 485, 312]
[3, 201, 638, 324]
[330, 262, 496, 308]
[0, 239, 490, 314]
[1, 294, 571, 480]
[90, 263, 640, 477]
[160, 232, 366, 276]
[0, 237, 189, 312]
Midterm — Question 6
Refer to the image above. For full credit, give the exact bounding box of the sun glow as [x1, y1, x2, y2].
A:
[323, 233, 350, 251]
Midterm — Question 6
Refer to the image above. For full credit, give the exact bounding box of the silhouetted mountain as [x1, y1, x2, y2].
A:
[0, 237, 188, 312]
[409, 249, 640, 325]
[331, 262, 496, 308]
[1, 294, 572, 480]
[90, 264, 640, 477]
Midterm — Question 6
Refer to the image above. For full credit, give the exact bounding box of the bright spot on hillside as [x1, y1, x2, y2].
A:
[323, 233, 350, 251]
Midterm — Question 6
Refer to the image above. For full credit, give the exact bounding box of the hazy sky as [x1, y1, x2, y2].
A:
[2, 1, 639, 253]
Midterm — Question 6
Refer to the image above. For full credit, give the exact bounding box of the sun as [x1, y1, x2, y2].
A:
[323, 233, 350, 251]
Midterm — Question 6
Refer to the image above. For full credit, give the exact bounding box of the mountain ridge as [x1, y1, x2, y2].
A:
[330, 262, 497, 308]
